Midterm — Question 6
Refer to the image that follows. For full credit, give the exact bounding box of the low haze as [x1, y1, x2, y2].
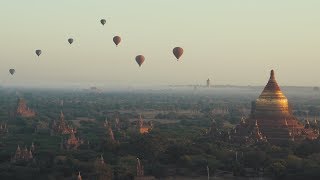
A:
[1, 0, 320, 87]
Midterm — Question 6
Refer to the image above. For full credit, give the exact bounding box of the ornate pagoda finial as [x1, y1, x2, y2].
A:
[60, 110, 64, 119]
[270, 70, 275, 80]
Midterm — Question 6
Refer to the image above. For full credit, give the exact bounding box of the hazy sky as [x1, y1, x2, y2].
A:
[1, 0, 320, 87]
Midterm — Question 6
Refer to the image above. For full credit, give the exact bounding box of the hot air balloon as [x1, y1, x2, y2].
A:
[35, 50, 42, 57]
[173, 47, 183, 60]
[113, 36, 121, 46]
[68, 38, 74, 44]
[135, 55, 145, 67]
[9, 69, 15, 75]
[100, 19, 106, 25]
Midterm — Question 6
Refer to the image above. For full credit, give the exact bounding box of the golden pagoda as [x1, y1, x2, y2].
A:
[233, 70, 319, 144]
[253, 70, 291, 117]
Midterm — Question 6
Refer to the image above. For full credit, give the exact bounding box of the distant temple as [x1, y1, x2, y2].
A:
[135, 158, 156, 180]
[231, 70, 319, 144]
[137, 115, 153, 134]
[136, 158, 144, 177]
[104, 119, 116, 142]
[16, 98, 36, 118]
[93, 154, 113, 180]
[61, 130, 83, 150]
[115, 117, 121, 131]
[95, 154, 106, 166]
[11, 143, 35, 163]
[211, 107, 229, 117]
[89, 87, 102, 93]
[51, 111, 76, 135]
[0, 122, 9, 135]
[207, 78, 211, 87]
[208, 119, 218, 135]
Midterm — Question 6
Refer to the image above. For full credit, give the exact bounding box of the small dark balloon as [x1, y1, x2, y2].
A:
[113, 36, 121, 46]
[68, 38, 74, 44]
[100, 19, 106, 25]
[135, 55, 145, 67]
[9, 69, 15, 75]
[35, 50, 42, 57]
[173, 47, 184, 60]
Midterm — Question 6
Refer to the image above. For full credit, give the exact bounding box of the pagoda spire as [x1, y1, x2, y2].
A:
[252, 120, 265, 141]
[100, 154, 105, 164]
[70, 129, 76, 140]
[115, 117, 120, 131]
[77, 172, 82, 180]
[60, 110, 64, 120]
[136, 158, 144, 177]
[16, 145, 21, 153]
[266, 70, 280, 91]
[305, 118, 310, 129]
[139, 114, 143, 128]
[270, 69, 275, 80]
[28, 150, 33, 159]
[30, 142, 35, 152]
[108, 126, 115, 142]
[240, 117, 246, 125]
[285, 118, 288, 126]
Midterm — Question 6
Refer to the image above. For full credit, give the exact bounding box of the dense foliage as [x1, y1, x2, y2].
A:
[0, 87, 319, 179]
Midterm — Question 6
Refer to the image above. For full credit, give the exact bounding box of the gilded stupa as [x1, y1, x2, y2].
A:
[253, 70, 290, 117]
[232, 70, 319, 144]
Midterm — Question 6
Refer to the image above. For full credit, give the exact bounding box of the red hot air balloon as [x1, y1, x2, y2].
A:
[9, 69, 15, 75]
[113, 36, 121, 46]
[173, 47, 183, 60]
[135, 55, 145, 67]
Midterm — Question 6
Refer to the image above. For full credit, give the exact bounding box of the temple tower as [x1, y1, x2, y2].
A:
[16, 98, 36, 118]
[233, 70, 319, 144]
[206, 78, 210, 87]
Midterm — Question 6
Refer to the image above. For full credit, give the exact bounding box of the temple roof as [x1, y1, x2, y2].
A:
[253, 70, 290, 117]
[258, 70, 287, 100]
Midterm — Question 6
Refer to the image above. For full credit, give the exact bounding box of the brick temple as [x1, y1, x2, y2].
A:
[16, 98, 36, 118]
